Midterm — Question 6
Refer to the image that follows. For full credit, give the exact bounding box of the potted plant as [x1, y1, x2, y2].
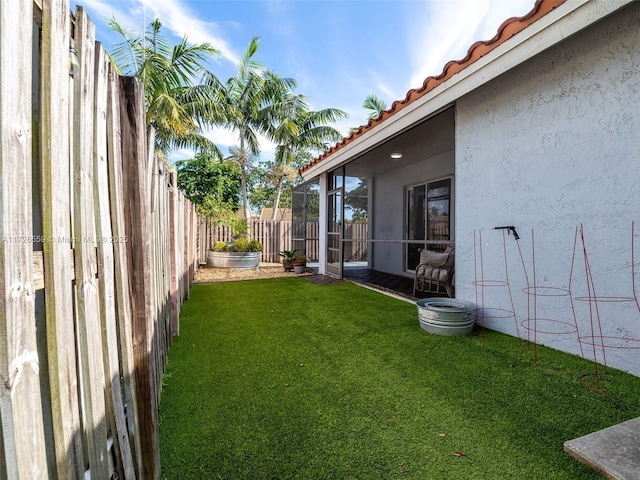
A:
[278, 249, 297, 272]
[292, 254, 307, 274]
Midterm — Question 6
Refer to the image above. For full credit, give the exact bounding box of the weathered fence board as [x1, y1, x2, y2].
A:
[106, 61, 143, 478]
[94, 43, 137, 480]
[40, 0, 85, 477]
[169, 173, 181, 336]
[119, 74, 161, 479]
[73, 9, 110, 478]
[0, 0, 49, 478]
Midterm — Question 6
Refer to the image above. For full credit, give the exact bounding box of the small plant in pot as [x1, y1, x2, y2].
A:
[278, 249, 297, 272]
[292, 254, 307, 274]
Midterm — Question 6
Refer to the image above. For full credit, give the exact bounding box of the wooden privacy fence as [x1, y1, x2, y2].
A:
[198, 220, 369, 264]
[199, 219, 294, 263]
[343, 223, 368, 262]
[0, 2, 198, 479]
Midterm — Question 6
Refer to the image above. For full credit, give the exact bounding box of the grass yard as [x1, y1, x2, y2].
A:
[159, 278, 640, 479]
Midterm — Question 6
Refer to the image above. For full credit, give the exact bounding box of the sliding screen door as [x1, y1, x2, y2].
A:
[406, 178, 451, 271]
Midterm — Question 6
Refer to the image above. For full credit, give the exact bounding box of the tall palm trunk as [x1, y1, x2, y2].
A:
[241, 164, 251, 223]
[271, 179, 284, 220]
[238, 137, 252, 236]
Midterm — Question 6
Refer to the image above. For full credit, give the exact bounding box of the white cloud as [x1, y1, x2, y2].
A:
[138, 0, 239, 64]
[406, 0, 534, 91]
[373, 79, 400, 107]
[77, 0, 136, 29]
[81, 0, 240, 65]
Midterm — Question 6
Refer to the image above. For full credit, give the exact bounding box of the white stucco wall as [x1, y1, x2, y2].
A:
[455, 4, 640, 375]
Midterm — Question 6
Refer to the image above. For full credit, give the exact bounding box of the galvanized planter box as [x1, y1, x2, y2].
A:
[206, 250, 260, 269]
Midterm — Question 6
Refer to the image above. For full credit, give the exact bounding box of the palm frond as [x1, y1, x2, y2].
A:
[363, 94, 388, 119]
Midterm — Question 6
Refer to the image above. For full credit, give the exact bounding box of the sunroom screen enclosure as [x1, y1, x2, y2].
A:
[292, 178, 320, 263]
[299, 107, 455, 282]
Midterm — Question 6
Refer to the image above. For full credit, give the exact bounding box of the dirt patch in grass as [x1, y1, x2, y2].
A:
[194, 262, 314, 283]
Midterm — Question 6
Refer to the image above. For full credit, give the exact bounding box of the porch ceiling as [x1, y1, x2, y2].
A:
[344, 107, 454, 178]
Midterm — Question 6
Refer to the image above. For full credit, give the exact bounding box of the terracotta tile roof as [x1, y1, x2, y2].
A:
[301, 0, 566, 174]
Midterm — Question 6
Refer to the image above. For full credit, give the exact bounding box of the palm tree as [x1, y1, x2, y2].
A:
[268, 96, 347, 218]
[225, 145, 258, 222]
[363, 94, 388, 120]
[207, 36, 296, 224]
[109, 18, 224, 157]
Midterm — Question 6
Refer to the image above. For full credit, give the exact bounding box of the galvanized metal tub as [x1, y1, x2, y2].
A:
[416, 298, 476, 336]
[206, 250, 260, 269]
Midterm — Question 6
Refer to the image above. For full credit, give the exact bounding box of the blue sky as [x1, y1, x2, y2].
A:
[78, 0, 535, 162]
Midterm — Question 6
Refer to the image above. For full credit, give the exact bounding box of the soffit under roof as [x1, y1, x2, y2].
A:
[342, 107, 455, 178]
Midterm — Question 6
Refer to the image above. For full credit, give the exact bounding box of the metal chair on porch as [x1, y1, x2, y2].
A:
[413, 246, 455, 298]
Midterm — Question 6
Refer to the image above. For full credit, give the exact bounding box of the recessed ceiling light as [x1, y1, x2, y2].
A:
[390, 152, 403, 159]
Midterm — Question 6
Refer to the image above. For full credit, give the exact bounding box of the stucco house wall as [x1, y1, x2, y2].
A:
[455, 3, 640, 375]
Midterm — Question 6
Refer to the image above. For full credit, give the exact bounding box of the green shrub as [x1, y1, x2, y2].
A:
[213, 241, 228, 252]
[231, 219, 248, 238]
[248, 239, 263, 252]
[211, 238, 263, 252]
[231, 237, 249, 252]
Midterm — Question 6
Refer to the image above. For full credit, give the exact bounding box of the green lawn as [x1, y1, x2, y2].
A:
[159, 278, 640, 479]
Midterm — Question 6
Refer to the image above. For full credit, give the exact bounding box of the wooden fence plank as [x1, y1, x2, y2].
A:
[93, 43, 137, 480]
[72, 7, 110, 478]
[39, 0, 85, 477]
[190, 204, 197, 286]
[107, 63, 143, 478]
[0, 0, 49, 477]
[182, 200, 190, 299]
[157, 167, 171, 354]
[147, 132, 164, 409]
[169, 173, 180, 336]
[119, 75, 160, 479]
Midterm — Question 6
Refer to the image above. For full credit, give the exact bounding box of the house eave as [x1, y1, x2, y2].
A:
[302, 0, 632, 181]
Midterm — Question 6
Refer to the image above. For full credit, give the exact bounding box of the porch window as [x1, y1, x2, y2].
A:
[406, 178, 451, 271]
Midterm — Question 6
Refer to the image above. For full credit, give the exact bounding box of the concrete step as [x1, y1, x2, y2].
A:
[564, 417, 640, 479]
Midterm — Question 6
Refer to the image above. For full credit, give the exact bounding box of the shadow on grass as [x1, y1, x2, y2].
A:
[159, 278, 640, 479]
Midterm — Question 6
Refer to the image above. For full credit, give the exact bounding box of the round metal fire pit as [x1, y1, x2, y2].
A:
[416, 298, 476, 336]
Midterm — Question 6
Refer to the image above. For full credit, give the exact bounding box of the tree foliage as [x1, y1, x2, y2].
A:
[266, 94, 347, 218]
[175, 152, 241, 224]
[363, 94, 388, 120]
[206, 37, 297, 223]
[109, 18, 224, 157]
[107, 19, 349, 222]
